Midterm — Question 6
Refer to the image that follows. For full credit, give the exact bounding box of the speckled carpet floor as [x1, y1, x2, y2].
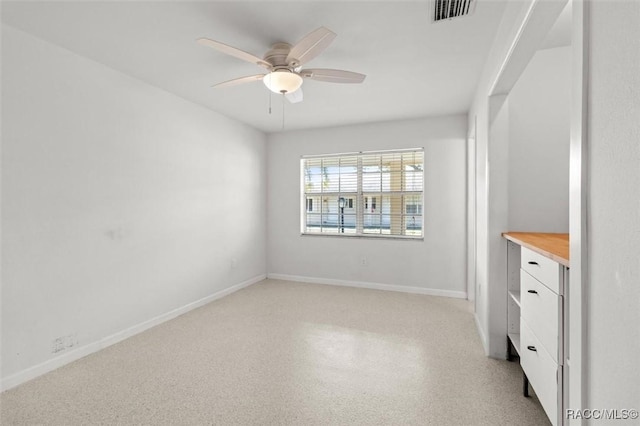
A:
[1, 279, 550, 425]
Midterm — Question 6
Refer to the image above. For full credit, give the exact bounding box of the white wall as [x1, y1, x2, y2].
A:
[508, 46, 571, 232]
[267, 115, 467, 297]
[468, 0, 571, 357]
[587, 0, 640, 413]
[466, 119, 476, 302]
[482, 46, 572, 358]
[1, 26, 267, 387]
[486, 95, 510, 356]
[467, 0, 532, 354]
[469, 0, 640, 411]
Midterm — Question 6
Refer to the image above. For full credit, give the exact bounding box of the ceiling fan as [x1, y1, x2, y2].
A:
[197, 27, 366, 104]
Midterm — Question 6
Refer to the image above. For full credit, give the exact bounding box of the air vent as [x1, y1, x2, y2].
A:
[432, 0, 476, 22]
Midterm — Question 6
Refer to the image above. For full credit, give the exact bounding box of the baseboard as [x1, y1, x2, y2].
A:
[266, 273, 467, 299]
[0, 274, 266, 392]
[474, 312, 489, 356]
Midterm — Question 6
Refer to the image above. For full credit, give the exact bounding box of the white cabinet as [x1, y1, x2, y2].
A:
[521, 319, 561, 423]
[521, 269, 562, 363]
[505, 236, 570, 426]
[520, 247, 565, 425]
[521, 247, 562, 294]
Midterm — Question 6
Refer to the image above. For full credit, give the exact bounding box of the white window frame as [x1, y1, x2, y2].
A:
[300, 148, 424, 240]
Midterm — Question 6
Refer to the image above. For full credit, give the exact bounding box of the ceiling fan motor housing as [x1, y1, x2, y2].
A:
[264, 43, 294, 68]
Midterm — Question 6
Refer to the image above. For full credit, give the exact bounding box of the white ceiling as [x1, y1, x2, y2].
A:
[2, 1, 509, 133]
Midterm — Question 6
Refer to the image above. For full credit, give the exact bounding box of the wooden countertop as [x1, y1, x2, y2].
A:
[502, 232, 569, 267]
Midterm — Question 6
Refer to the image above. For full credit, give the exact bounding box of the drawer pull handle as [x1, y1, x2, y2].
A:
[527, 290, 538, 294]
[528, 261, 539, 266]
[527, 345, 537, 352]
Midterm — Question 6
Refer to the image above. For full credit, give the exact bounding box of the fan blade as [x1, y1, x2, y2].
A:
[197, 38, 271, 69]
[286, 27, 336, 67]
[285, 89, 304, 104]
[300, 69, 366, 84]
[213, 74, 265, 89]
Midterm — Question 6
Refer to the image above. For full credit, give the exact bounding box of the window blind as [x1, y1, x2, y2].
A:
[301, 148, 424, 238]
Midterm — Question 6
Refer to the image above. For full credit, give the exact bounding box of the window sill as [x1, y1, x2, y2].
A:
[300, 233, 424, 241]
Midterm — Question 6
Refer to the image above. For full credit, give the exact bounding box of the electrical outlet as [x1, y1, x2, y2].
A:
[361, 257, 368, 266]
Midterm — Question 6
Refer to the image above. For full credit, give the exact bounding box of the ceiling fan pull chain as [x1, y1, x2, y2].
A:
[281, 92, 285, 130]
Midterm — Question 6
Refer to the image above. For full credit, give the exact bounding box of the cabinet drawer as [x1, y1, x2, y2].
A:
[521, 247, 562, 294]
[521, 270, 562, 363]
[521, 319, 559, 425]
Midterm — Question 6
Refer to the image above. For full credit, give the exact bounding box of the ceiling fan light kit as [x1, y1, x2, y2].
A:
[197, 26, 366, 105]
[263, 70, 303, 94]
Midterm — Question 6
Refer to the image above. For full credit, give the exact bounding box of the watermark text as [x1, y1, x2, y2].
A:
[566, 409, 639, 420]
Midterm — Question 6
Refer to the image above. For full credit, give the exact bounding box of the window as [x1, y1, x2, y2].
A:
[364, 197, 378, 210]
[301, 148, 424, 238]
